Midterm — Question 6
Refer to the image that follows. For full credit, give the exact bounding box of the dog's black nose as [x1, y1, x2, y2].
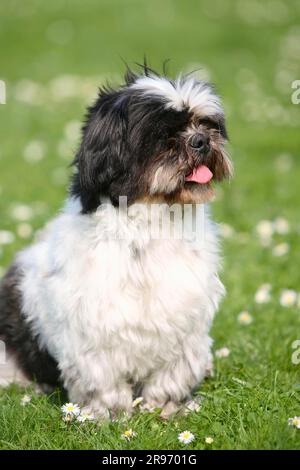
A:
[189, 133, 210, 153]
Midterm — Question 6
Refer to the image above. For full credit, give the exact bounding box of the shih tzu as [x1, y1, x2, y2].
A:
[0, 65, 232, 418]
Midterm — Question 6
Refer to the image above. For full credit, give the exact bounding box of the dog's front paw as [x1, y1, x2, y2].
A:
[160, 401, 180, 419]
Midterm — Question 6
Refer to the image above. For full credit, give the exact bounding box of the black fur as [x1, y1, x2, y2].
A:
[0, 264, 60, 386]
[70, 68, 228, 213]
[71, 85, 191, 212]
[0, 66, 229, 389]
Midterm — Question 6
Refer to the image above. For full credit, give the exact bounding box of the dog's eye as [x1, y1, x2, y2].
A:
[197, 118, 219, 129]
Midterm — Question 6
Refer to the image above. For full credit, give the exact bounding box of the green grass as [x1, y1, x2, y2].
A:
[1, 0, 300, 450]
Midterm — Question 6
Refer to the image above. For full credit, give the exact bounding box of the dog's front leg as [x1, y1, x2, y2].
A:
[141, 336, 212, 418]
[61, 354, 133, 420]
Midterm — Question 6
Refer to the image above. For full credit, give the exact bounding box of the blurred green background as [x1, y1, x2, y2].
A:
[0, 0, 300, 450]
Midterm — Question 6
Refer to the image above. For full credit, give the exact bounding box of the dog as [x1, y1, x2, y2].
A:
[0, 65, 232, 419]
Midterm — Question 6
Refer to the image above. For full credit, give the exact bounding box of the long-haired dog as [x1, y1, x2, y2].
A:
[0, 65, 232, 418]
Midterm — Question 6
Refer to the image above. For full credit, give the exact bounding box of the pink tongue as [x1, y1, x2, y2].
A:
[185, 165, 213, 184]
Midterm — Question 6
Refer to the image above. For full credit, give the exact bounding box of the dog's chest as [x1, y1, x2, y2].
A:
[66, 237, 218, 373]
[20, 204, 223, 373]
[71, 236, 217, 337]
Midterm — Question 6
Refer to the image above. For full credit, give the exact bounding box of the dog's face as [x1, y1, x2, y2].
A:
[71, 70, 232, 212]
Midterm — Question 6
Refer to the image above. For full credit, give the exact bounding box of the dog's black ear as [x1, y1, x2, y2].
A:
[71, 89, 128, 213]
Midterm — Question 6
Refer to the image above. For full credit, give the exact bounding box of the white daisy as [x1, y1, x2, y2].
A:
[205, 436, 214, 444]
[121, 429, 137, 441]
[178, 430, 195, 444]
[17, 223, 33, 239]
[0, 230, 15, 245]
[255, 284, 271, 304]
[273, 217, 290, 235]
[272, 243, 289, 257]
[23, 140, 46, 163]
[256, 220, 274, 240]
[238, 311, 253, 325]
[77, 412, 95, 423]
[11, 204, 34, 221]
[288, 416, 300, 429]
[280, 289, 297, 307]
[132, 397, 144, 408]
[219, 223, 234, 239]
[49, 75, 79, 101]
[215, 347, 230, 358]
[61, 402, 80, 417]
[20, 394, 31, 406]
[14, 79, 45, 105]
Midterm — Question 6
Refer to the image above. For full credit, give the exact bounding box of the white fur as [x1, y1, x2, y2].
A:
[131, 74, 223, 116]
[17, 197, 224, 417]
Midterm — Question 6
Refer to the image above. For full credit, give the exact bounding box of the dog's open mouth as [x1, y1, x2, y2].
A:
[185, 165, 213, 184]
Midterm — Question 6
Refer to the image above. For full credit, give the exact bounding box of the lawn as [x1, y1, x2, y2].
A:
[0, 0, 300, 450]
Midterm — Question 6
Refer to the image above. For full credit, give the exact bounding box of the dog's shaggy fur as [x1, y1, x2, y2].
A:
[0, 67, 232, 418]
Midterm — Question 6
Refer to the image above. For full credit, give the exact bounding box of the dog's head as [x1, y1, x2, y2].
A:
[71, 67, 232, 212]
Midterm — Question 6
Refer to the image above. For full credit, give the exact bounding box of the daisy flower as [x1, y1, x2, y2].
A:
[0, 230, 15, 245]
[10, 204, 34, 221]
[238, 311, 253, 325]
[178, 430, 195, 444]
[14, 79, 45, 105]
[255, 284, 271, 304]
[121, 429, 137, 441]
[288, 416, 300, 429]
[61, 402, 80, 417]
[20, 394, 31, 406]
[273, 217, 290, 235]
[77, 412, 95, 423]
[272, 243, 289, 257]
[205, 436, 214, 444]
[132, 396, 144, 408]
[280, 289, 297, 307]
[256, 220, 274, 242]
[219, 223, 234, 239]
[17, 223, 33, 239]
[215, 347, 230, 358]
[23, 140, 46, 163]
